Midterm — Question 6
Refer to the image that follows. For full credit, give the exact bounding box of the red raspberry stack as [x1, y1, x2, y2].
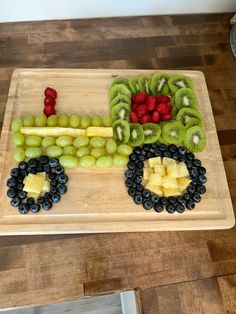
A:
[43, 87, 57, 117]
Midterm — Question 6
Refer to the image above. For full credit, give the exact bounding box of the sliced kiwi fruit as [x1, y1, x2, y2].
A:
[112, 119, 130, 144]
[184, 126, 206, 152]
[162, 121, 185, 144]
[158, 134, 169, 145]
[128, 123, 144, 146]
[150, 73, 170, 95]
[128, 77, 140, 95]
[185, 117, 203, 130]
[111, 77, 131, 90]
[168, 75, 194, 93]
[109, 84, 131, 102]
[138, 75, 151, 94]
[176, 108, 203, 127]
[111, 103, 130, 122]
[110, 94, 131, 107]
[175, 88, 198, 110]
[171, 105, 178, 119]
[142, 123, 161, 144]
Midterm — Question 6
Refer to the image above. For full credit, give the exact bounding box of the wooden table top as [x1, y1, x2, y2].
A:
[0, 13, 235, 313]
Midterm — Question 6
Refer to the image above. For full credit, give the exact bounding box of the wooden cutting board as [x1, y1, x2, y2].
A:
[0, 68, 234, 234]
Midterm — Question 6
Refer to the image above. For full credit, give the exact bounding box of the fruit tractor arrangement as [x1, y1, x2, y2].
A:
[7, 73, 207, 215]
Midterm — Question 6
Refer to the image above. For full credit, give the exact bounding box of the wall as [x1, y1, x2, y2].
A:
[0, 0, 235, 23]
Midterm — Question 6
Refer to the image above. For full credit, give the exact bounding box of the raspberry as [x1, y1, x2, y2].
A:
[44, 105, 56, 117]
[166, 103, 172, 113]
[130, 112, 139, 123]
[131, 95, 136, 103]
[137, 104, 147, 117]
[156, 103, 170, 115]
[162, 113, 172, 121]
[131, 103, 138, 112]
[44, 97, 56, 107]
[44, 87, 57, 99]
[146, 96, 156, 111]
[135, 91, 147, 104]
[139, 114, 150, 124]
[156, 95, 170, 104]
[151, 111, 161, 123]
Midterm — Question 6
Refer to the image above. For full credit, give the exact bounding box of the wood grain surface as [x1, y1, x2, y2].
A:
[0, 13, 236, 313]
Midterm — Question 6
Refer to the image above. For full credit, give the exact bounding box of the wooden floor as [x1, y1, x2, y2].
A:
[0, 13, 236, 313]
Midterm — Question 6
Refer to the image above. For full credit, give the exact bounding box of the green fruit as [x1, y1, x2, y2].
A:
[184, 126, 206, 153]
[138, 75, 151, 94]
[117, 144, 132, 156]
[79, 156, 95, 168]
[92, 115, 103, 127]
[158, 134, 169, 145]
[41, 136, 56, 148]
[185, 118, 202, 130]
[150, 73, 170, 95]
[142, 123, 161, 144]
[168, 75, 194, 94]
[59, 155, 78, 168]
[23, 115, 35, 127]
[56, 136, 73, 147]
[176, 108, 203, 126]
[35, 114, 47, 127]
[175, 88, 198, 110]
[111, 103, 130, 122]
[80, 115, 91, 129]
[25, 147, 42, 158]
[63, 146, 76, 156]
[25, 135, 41, 147]
[76, 147, 90, 158]
[102, 115, 112, 127]
[96, 156, 113, 168]
[162, 121, 185, 144]
[46, 146, 63, 158]
[69, 113, 80, 128]
[128, 123, 144, 146]
[171, 105, 178, 118]
[12, 132, 25, 146]
[47, 115, 58, 127]
[112, 119, 130, 144]
[111, 77, 130, 90]
[110, 94, 131, 107]
[109, 84, 131, 101]
[90, 136, 106, 148]
[91, 147, 106, 158]
[105, 138, 117, 154]
[73, 135, 89, 148]
[13, 147, 25, 162]
[58, 114, 69, 127]
[11, 118, 23, 132]
[113, 154, 129, 167]
[128, 76, 140, 95]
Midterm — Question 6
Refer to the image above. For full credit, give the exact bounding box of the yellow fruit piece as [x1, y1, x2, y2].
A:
[149, 173, 162, 186]
[148, 157, 161, 168]
[177, 162, 189, 177]
[162, 157, 177, 167]
[20, 127, 85, 137]
[167, 163, 179, 178]
[143, 168, 153, 180]
[154, 164, 166, 176]
[177, 177, 191, 191]
[162, 176, 178, 189]
[163, 188, 181, 197]
[27, 192, 40, 200]
[86, 127, 113, 137]
[145, 182, 163, 196]
[23, 174, 45, 194]
[37, 172, 46, 179]
[42, 180, 50, 193]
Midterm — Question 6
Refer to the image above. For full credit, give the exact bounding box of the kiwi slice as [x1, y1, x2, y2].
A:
[128, 77, 140, 95]
[185, 117, 203, 130]
[171, 105, 178, 119]
[162, 121, 185, 144]
[111, 103, 130, 122]
[150, 73, 170, 95]
[128, 123, 144, 146]
[138, 75, 151, 94]
[176, 108, 203, 127]
[109, 84, 131, 101]
[184, 126, 206, 152]
[158, 134, 169, 145]
[168, 75, 194, 93]
[142, 123, 161, 144]
[112, 119, 130, 144]
[175, 88, 198, 110]
[111, 77, 130, 90]
[110, 94, 131, 107]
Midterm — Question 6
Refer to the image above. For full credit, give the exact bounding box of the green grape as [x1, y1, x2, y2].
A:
[105, 138, 117, 154]
[47, 115, 58, 127]
[76, 147, 90, 158]
[56, 135, 73, 147]
[46, 145, 63, 158]
[80, 115, 91, 129]
[11, 118, 23, 132]
[96, 156, 113, 168]
[63, 146, 76, 156]
[12, 132, 25, 146]
[113, 154, 129, 167]
[92, 115, 103, 127]
[58, 114, 69, 127]
[69, 113, 80, 128]
[59, 155, 78, 168]
[25, 135, 42, 147]
[13, 146, 25, 162]
[41, 136, 56, 148]
[90, 136, 106, 148]
[117, 144, 133, 156]
[35, 114, 47, 127]
[102, 115, 112, 127]
[73, 135, 89, 148]
[23, 115, 35, 127]
[79, 155, 95, 168]
[25, 147, 42, 158]
[91, 147, 106, 159]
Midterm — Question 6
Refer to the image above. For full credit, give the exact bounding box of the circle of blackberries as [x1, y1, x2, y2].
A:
[6, 156, 68, 214]
[125, 143, 207, 214]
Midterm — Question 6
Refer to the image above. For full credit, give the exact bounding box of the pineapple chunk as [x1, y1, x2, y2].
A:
[143, 168, 153, 180]
[162, 176, 178, 189]
[148, 157, 161, 168]
[37, 172, 46, 179]
[86, 127, 113, 137]
[154, 164, 166, 176]
[162, 157, 177, 167]
[177, 177, 191, 191]
[42, 180, 50, 193]
[23, 174, 45, 194]
[163, 188, 181, 197]
[167, 163, 179, 178]
[145, 182, 163, 196]
[149, 174, 162, 186]
[27, 192, 40, 200]
[20, 127, 85, 137]
[177, 162, 189, 178]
